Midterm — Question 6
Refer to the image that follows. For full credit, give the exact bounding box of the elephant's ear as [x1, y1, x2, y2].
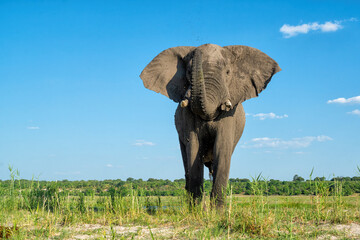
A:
[224, 45, 281, 104]
[140, 46, 195, 103]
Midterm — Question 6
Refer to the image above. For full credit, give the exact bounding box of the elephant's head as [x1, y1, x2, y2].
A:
[140, 44, 281, 120]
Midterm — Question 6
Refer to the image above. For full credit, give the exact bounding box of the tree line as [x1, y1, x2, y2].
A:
[1, 175, 360, 197]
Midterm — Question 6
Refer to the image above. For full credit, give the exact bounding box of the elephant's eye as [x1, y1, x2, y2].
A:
[226, 70, 230, 75]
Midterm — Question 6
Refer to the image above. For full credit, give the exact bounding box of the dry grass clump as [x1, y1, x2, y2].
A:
[231, 208, 275, 237]
[0, 226, 19, 239]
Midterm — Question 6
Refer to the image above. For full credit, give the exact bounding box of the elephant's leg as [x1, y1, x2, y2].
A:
[179, 139, 189, 191]
[211, 105, 245, 208]
[185, 132, 204, 203]
[211, 133, 233, 208]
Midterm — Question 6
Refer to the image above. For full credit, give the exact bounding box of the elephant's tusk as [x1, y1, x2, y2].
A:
[225, 99, 233, 109]
[180, 99, 189, 108]
[221, 100, 233, 111]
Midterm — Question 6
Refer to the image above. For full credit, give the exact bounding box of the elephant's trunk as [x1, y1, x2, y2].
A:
[190, 49, 219, 120]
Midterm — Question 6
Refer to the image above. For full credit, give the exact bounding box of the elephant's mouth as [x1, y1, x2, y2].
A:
[181, 96, 233, 115]
[179, 49, 233, 120]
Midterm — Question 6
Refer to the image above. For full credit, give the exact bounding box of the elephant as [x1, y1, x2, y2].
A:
[140, 44, 280, 207]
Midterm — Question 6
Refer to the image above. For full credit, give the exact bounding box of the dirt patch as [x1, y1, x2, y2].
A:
[61, 224, 176, 239]
[334, 223, 360, 237]
[58, 223, 360, 239]
[318, 223, 360, 239]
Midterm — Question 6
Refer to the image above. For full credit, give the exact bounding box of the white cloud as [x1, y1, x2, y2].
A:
[27, 126, 40, 130]
[106, 164, 113, 168]
[250, 112, 288, 120]
[280, 21, 342, 38]
[294, 151, 306, 155]
[327, 96, 360, 104]
[315, 135, 333, 142]
[320, 21, 342, 32]
[348, 109, 360, 116]
[279, 18, 358, 38]
[133, 140, 155, 146]
[241, 135, 332, 149]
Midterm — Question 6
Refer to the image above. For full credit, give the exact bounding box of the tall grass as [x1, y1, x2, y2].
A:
[308, 168, 350, 225]
[229, 174, 275, 237]
[1, 168, 359, 239]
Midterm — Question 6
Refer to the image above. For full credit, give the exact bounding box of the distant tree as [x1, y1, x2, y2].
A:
[240, 178, 250, 182]
[174, 178, 185, 183]
[268, 185, 277, 195]
[126, 177, 135, 182]
[244, 182, 252, 195]
[116, 180, 125, 187]
[293, 174, 304, 182]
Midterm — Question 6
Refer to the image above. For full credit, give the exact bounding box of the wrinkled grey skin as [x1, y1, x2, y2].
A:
[140, 44, 280, 207]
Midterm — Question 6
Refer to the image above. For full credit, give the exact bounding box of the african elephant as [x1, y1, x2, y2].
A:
[140, 44, 280, 207]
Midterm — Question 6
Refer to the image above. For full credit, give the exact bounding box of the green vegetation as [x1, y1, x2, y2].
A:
[1, 168, 360, 239]
[1, 174, 360, 198]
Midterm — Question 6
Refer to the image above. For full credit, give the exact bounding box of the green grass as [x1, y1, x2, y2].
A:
[1, 175, 360, 239]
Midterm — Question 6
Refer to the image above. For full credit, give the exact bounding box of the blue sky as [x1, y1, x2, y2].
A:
[1, 0, 359, 181]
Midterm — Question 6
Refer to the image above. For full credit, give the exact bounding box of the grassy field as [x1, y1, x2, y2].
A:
[1, 175, 360, 239]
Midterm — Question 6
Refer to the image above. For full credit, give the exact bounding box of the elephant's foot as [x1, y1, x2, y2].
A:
[210, 189, 227, 209]
[209, 198, 225, 212]
[186, 195, 203, 211]
[184, 186, 204, 210]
